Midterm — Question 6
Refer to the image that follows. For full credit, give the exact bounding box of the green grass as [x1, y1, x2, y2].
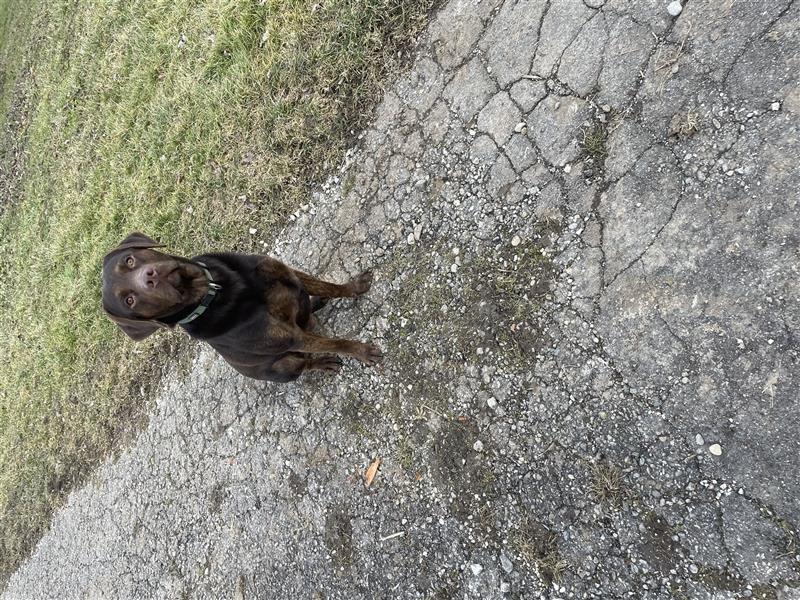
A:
[0, 0, 435, 583]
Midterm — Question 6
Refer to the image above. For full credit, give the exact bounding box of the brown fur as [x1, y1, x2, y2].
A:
[101, 232, 382, 382]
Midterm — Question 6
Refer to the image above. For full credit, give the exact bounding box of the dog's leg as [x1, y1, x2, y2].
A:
[292, 269, 373, 298]
[290, 331, 382, 366]
[269, 353, 343, 380]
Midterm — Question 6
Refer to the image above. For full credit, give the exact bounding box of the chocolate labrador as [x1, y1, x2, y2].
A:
[101, 232, 382, 382]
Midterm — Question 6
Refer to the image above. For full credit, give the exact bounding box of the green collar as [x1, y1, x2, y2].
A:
[177, 262, 221, 325]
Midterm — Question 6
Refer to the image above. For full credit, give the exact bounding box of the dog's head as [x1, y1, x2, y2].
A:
[101, 232, 209, 340]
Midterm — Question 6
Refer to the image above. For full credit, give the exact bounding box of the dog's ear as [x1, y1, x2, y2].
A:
[114, 232, 165, 252]
[104, 232, 166, 267]
[104, 310, 167, 341]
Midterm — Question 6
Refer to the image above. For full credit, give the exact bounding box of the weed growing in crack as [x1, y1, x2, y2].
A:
[668, 109, 701, 139]
[590, 460, 623, 504]
[511, 518, 568, 585]
[580, 123, 609, 160]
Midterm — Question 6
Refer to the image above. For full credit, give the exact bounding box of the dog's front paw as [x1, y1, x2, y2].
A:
[357, 342, 383, 366]
[348, 270, 373, 296]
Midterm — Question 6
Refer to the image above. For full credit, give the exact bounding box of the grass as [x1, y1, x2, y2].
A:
[0, 0, 435, 584]
[589, 460, 623, 504]
[511, 517, 568, 586]
[579, 122, 608, 160]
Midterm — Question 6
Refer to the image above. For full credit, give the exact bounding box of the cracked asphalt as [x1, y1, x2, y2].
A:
[4, 0, 800, 598]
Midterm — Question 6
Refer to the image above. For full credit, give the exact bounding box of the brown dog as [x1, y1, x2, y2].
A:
[101, 232, 382, 382]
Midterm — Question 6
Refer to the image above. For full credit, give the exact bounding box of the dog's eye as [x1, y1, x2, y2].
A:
[126, 256, 135, 267]
[125, 296, 135, 306]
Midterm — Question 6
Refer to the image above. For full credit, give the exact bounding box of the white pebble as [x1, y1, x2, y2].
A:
[473, 440, 484, 452]
[771, 102, 781, 111]
[407, 233, 416, 245]
[511, 235, 521, 247]
[514, 122, 526, 133]
[667, 1, 682, 16]
[470, 563, 483, 576]
[695, 434, 704, 446]
[563, 163, 572, 174]
[709, 443, 722, 456]
[248, 227, 257, 235]
[487, 397, 498, 409]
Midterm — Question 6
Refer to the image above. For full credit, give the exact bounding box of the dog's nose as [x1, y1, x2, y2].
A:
[138, 265, 160, 289]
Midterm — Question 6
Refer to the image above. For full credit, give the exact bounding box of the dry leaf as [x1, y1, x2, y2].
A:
[365, 458, 381, 488]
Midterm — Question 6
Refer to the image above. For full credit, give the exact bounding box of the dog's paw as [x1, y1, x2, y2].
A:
[348, 270, 373, 296]
[357, 343, 383, 366]
[311, 356, 343, 373]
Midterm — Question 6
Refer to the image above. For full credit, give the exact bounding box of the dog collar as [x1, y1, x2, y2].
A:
[177, 262, 221, 325]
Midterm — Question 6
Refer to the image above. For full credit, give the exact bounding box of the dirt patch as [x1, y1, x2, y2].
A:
[324, 505, 354, 571]
[0, 68, 33, 213]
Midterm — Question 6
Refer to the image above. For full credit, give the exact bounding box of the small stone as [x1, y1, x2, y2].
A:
[514, 122, 526, 133]
[667, 1, 682, 16]
[248, 227, 257, 235]
[501, 582, 511, 593]
[487, 397, 498, 409]
[601, 104, 612, 113]
[470, 563, 483, 576]
[511, 235, 521, 247]
[500, 552, 513, 573]
[695, 434, 704, 446]
[407, 233, 416, 245]
[689, 564, 699, 574]
[709, 444, 722, 456]
[413, 223, 423, 241]
[450, 263, 458, 273]
[563, 163, 572, 174]
[473, 440, 484, 452]
[771, 102, 781, 111]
